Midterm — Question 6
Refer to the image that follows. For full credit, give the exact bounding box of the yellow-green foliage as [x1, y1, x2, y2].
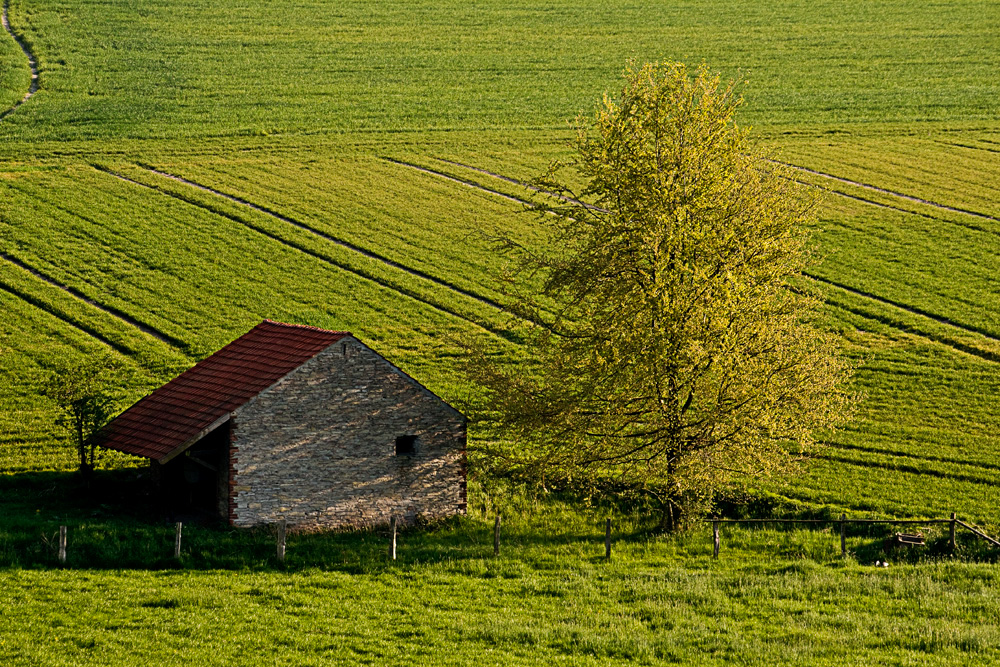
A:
[464, 63, 852, 523]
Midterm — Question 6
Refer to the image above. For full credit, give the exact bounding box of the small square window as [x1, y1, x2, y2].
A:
[395, 435, 418, 456]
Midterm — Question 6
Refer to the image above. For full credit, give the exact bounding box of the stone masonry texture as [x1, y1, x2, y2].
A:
[229, 337, 467, 529]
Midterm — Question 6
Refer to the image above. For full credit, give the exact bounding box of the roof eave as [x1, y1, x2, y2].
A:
[155, 413, 233, 464]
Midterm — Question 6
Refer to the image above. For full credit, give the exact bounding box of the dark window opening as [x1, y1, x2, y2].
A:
[395, 435, 418, 456]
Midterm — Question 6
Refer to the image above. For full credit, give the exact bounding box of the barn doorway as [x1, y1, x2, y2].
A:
[152, 421, 230, 520]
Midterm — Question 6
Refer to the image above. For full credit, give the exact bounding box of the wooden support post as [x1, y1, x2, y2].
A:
[58, 525, 67, 565]
[493, 514, 501, 556]
[390, 516, 397, 561]
[605, 518, 612, 560]
[276, 520, 286, 562]
[712, 520, 720, 559]
[174, 522, 183, 558]
[840, 513, 847, 557]
[950, 512, 957, 549]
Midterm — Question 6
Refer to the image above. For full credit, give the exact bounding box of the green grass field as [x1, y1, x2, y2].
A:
[3, 474, 1000, 665]
[2, 0, 1000, 663]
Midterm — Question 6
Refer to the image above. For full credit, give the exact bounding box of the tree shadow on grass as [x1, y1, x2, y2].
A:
[0, 469, 635, 573]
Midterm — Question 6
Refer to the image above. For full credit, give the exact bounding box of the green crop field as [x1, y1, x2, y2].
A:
[2, 0, 1000, 663]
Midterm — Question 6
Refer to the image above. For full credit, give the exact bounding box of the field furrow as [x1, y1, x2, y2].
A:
[159, 156, 536, 301]
[777, 160, 1000, 224]
[91, 166, 513, 341]
[794, 178, 1000, 239]
[775, 136, 1000, 220]
[0, 251, 186, 349]
[0, 0, 37, 122]
[825, 440, 1000, 475]
[387, 157, 531, 207]
[0, 278, 129, 356]
[805, 273, 1000, 348]
[135, 164, 508, 313]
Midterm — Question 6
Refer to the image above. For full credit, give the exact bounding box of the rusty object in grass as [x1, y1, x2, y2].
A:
[883, 532, 926, 550]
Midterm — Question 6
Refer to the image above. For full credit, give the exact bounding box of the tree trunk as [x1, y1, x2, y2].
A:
[76, 414, 86, 473]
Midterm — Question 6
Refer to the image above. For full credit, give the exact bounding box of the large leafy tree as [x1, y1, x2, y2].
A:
[467, 61, 851, 529]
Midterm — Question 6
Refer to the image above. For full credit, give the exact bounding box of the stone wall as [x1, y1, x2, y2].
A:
[228, 336, 467, 529]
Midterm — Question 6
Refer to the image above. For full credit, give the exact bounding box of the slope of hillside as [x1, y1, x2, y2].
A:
[0, 0, 998, 556]
[3, 1, 1000, 663]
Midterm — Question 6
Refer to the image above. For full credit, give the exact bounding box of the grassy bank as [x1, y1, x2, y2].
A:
[2, 474, 1000, 665]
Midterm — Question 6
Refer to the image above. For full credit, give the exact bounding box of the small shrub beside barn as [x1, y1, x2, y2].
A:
[94, 320, 467, 529]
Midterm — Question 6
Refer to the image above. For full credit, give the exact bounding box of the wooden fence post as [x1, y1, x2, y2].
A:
[840, 513, 846, 557]
[276, 520, 286, 562]
[390, 517, 397, 561]
[712, 519, 720, 559]
[174, 522, 183, 558]
[58, 525, 67, 565]
[493, 514, 501, 556]
[950, 512, 957, 549]
[605, 518, 612, 560]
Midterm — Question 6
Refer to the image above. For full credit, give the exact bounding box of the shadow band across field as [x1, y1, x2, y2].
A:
[0, 470, 656, 572]
[0, 0, 39, 121]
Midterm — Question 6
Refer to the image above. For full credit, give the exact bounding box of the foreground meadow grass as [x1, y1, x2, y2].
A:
[2, 475, 1000, 666]
[5, 559, 1000, 665]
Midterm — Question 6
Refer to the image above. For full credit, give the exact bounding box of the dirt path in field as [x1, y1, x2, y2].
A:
[772, 160, 1000, 225]
[0, 252, 187, 349]
[0, 0, 39, 121]
[96, 166, 513, 339]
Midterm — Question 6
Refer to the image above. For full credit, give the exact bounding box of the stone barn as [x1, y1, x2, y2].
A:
[95, 320, 467, 529]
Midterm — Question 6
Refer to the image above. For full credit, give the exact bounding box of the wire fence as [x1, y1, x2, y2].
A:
[39, 511, 1000, 566]
[705, 512, 1000, 559]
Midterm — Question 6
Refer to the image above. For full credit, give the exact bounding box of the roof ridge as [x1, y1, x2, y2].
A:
[262, 319, 352, 335]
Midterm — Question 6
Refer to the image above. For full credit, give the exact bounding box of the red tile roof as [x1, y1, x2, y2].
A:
[95, 320, 349, 461]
